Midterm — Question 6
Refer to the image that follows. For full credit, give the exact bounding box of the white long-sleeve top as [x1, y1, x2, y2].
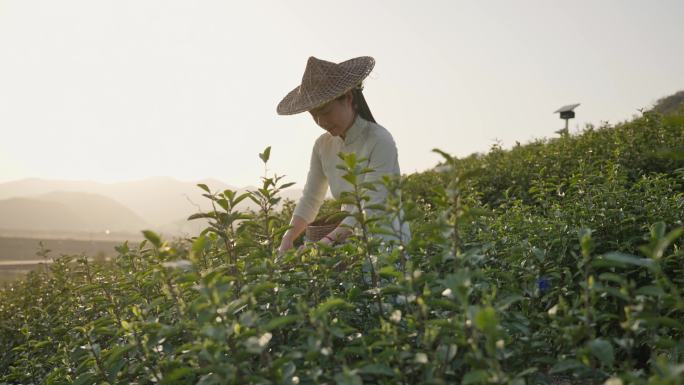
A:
[293, 115, 411, 243]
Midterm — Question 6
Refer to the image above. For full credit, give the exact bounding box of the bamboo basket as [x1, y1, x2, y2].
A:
[305, 215, 343, 242]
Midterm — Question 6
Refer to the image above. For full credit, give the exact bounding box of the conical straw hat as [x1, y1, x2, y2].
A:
[277, 56, 375, 115]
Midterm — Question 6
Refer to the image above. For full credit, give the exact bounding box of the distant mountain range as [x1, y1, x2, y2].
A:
[0, 177, 303, 239]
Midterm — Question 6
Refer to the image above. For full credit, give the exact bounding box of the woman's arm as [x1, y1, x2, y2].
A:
[278, 140, 328, 255]
[278, 214, 308, 255]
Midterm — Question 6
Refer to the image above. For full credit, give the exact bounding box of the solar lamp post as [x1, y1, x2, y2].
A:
[554, 103, 580, 136]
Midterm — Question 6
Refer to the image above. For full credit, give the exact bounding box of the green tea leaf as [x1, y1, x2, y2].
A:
[164, 367, 195, 381]
[142, 230, 162, 248]
[635, 285, 665, 297]
[432, 148, 454, 163]
[462, 370, 489, 384]
[73, 373, 97, 385]
[263, 315, 301, 331]
[334, 369, 363, 385]
[601, 252, 655, 269]
[197, 183, 211, 193]
[588, 338, 614, 366]
[310, 297, 352, 320]
[549, 359, 585, 374]
[359, 363, 395, 376]
[259, 146, 271, 163]
[474, 306, 498, 334]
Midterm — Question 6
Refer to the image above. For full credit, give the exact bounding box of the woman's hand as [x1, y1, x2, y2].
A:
[278, 217, 345, 257]
[277, 215, 308, 257]
[277, 236, 295, 257]
[318, 236, 334, 247]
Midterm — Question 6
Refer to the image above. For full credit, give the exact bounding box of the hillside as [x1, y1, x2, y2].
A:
[402, 100, 684, 262]
[0, 177, 301, 237]
[0, 192, 148, 233]
[652, 90, 684, 116]
[405, 104, 684, 209]
[0, 177, 237, 226]
[0, 198, 87, 231]
[38, 191, 149, 232]
[0, 177, 304, 236]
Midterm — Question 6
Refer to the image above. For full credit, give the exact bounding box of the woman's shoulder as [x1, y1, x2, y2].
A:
[365, 120, 396, 146]
[311, 132, 337, 156]
[314, 132, 334, 146]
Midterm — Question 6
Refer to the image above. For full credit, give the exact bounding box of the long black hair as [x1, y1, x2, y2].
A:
[351, 84, 376, 123]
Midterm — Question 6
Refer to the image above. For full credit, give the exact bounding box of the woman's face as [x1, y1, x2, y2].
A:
[308, 91, 355, 137]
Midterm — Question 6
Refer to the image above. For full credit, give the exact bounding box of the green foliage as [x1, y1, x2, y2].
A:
[1, 112, 683, 385]
[439, 110, 684, 209]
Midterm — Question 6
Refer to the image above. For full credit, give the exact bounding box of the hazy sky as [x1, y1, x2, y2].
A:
[1, 0, 683, 187]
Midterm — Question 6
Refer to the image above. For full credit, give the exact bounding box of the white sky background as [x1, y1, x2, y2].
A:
[1, 0, 683, 187]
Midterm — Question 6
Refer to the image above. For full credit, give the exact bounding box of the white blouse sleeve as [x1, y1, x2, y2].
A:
[293, 140, 329, 224]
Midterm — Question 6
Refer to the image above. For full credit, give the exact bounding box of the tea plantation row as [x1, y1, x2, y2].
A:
[0, 110, 682, 384]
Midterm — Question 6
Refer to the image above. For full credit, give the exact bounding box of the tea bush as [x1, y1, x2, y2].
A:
[0, 111, 683, 385]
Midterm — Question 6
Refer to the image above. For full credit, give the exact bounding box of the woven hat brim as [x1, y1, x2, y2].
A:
[277, 56, 375, 115]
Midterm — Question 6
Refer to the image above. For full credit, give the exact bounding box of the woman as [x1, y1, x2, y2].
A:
[276, 56, 410, 255]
